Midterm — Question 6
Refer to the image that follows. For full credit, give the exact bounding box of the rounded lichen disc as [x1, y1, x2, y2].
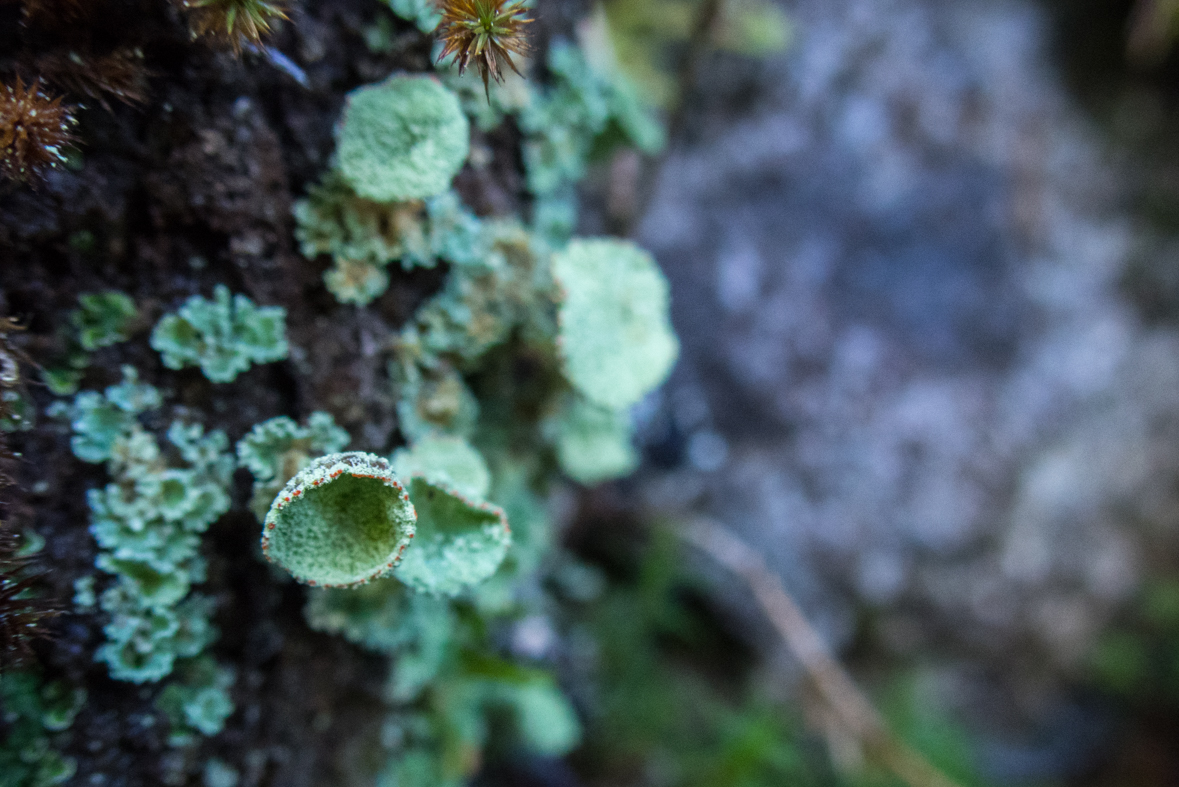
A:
[262, 452, 417, 588]
[553, 239, 680, 410]
[391, 435, 491, 500]
[336, 75, 470, 203]
[393, 477, 511, 597]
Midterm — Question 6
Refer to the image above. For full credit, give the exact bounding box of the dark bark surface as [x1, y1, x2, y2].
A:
[0, 2, 590, 784]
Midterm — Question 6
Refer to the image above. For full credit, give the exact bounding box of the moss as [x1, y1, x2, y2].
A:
[181, 0, 289, 54]
[336, 76, 470, 203]
[150, 285, 288, 383]
[553, 238, 679, 409]
[0, 526, 60, 672]
[262, 453, 417, 588]
[552, 395, 639, 485]
[0, 77, 77, 184]
[393, 477, 510, 597]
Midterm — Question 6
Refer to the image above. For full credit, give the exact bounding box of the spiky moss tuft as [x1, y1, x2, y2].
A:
[553, 238, 678, 410]
[0, 526, 61, 673]
[262, 453, 417, 588]
[435, 0, 533, 99]
[393, 476, 510, 597]
[0, 77, 77, 184]
[336, 76, 470, 203]
[391, 435, 491, 500]
[180, 0, 289, 54]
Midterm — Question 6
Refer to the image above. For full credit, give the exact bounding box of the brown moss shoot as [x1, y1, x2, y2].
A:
[0, 77, 77, 184]
[35, 48, 151, 108]
[435, 0, 532, 98]
[179, 0, 289, 55]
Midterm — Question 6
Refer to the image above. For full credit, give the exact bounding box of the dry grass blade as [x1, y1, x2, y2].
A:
[679, 518, 965, 787]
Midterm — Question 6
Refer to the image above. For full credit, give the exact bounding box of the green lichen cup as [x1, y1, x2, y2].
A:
[394, 476, 511, 597]
[262, 452, 417, 588]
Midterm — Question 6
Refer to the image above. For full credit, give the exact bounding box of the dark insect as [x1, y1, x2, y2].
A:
[435, 0, 532, 99]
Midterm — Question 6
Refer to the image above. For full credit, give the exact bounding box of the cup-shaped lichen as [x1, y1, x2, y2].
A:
[336, 75, 470, 203]
[262, 453, 417, 588]
[394, 477, 510, 597]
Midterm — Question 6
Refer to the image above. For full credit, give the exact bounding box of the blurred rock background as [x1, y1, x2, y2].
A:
[611, 0, 1179, 781]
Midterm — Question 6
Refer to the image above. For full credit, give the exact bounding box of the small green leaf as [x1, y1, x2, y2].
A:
[71, 291, 138, 351]
[150, 285, 288, 383]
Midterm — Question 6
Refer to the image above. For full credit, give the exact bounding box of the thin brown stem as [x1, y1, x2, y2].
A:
[678, 519, 965, 787]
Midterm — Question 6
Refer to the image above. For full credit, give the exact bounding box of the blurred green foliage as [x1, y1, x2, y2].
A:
[70, 292, 138, 352]
[602, 0, 792, 107]
[150, 285, 287, 383]
[0, 670, 83, 787]
[574, 529, 992, 787]
[1089, 576, 1179, 702]
[576, 531, 841, 787]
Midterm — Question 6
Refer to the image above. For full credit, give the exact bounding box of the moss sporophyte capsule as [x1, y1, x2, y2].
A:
[262, 452, 417, 588]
